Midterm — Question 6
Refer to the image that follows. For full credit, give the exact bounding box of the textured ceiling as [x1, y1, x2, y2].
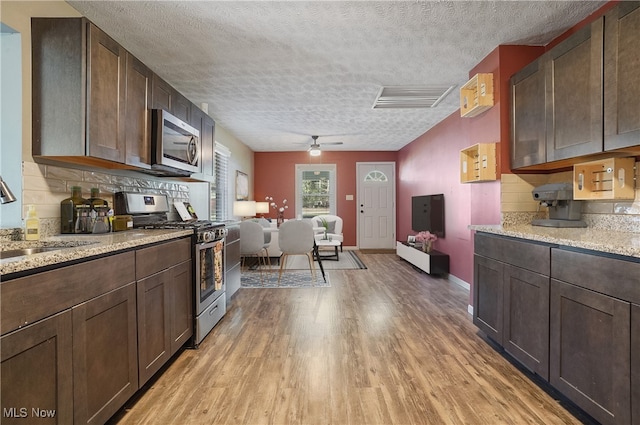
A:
[68, 1, 606, 153]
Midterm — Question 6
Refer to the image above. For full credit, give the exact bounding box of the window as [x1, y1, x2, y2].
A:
[295, 164, 336, 218]
[212, 143, 230, 221]
[364, 170, 388, 182]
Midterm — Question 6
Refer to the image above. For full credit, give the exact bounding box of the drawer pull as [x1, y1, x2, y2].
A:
[209, 305, 219, 315]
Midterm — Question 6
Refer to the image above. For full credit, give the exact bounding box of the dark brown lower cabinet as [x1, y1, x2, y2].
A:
[473, 234, 640, 424]
[632, 304, 639, 425]
[503, 264, 549, 380]
[473, 254, 504, 345]
[137, 269, 172, 385]
[136, 237, 193, 386]
[550, 279, 631, 425]
[473, 233, 551, 379]
[0, 237, 192, 424]
[169, 260, 193, 354]
[0, 310, 73, 425]
[73, 283, 138, 425]
[137, 259, 193, 386]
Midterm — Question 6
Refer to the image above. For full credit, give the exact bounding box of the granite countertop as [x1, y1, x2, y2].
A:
[470, 224, 640, 259]
[1, 229, 193, 277]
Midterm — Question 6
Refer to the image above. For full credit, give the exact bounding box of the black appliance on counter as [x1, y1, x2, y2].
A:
[114, 192, 227, 347]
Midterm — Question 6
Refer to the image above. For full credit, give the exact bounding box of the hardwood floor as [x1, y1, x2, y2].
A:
[109, 252, 593, 425]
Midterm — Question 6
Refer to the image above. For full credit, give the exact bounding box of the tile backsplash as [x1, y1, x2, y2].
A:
[18, 161, 191, 238]
[501, 159, 640, 233]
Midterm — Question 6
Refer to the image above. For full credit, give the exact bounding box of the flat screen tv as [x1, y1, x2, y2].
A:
[411, 194, 445, 237]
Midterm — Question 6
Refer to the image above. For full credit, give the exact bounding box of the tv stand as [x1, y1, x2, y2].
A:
[396, 241, 449, 275]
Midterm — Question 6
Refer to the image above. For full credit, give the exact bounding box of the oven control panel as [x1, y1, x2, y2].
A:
[197, 227, 227, 243]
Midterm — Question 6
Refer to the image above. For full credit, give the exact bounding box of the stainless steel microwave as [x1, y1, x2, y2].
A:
[151, 109, 201, 176]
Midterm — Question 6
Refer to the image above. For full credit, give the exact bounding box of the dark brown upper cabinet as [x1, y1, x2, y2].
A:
[201, 115, 216, 177]
[604, 2, 640, 151]
[86, 23, 127, 163]
[151, 74, 191, 124]
[511, 4, 640, 171]
[545, 17, 603, 162]
[32, 18, 151, 170]
[151, 73, 173, 112]
[32, 19, 125, 164]
[190, 106, 215, 178]
[124, 53, 152, 169]
[510, 57, 547, 169]
[173, 91, 192, 124]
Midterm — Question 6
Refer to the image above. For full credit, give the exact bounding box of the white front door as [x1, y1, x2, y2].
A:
[357, 162, 396, 249]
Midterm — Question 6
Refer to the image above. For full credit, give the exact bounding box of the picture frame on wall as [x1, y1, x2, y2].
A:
[235, 170, 249, 201]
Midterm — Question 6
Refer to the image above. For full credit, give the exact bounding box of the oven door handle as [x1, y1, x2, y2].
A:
[196, 239, 223, 251]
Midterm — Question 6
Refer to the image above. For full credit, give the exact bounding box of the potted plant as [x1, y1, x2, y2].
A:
[319, 217, 329, 239]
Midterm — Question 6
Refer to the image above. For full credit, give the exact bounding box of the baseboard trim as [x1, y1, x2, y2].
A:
[358, 248, 396, 254]
[447, 274, 470, 291]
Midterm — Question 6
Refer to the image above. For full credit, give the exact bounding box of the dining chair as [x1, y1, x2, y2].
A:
[240, 220, 271, 284]
[277, 219, 316, 285]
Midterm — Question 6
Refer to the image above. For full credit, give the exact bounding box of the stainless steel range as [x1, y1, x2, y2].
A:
[114, 192, 227, 347]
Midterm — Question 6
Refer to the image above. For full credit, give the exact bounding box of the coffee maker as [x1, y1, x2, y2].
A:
[531, 183, 587, 228]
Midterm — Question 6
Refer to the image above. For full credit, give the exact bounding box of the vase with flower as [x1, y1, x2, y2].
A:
[265, 196, 288, 227]
[415, 231, 437, 253]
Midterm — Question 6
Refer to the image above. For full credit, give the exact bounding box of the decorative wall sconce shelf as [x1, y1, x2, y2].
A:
[460, 143, 498, 183]
[460, 73, 494, 118]
[573, 157, 636, 200]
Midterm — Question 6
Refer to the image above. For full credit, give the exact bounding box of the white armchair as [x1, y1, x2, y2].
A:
[311, 215, 344, 251]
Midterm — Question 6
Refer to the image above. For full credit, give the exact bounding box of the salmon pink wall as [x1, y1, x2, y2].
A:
[398, 45, 546, 302]
[254, 151, 397, 246]
[398, 113, 475, 286]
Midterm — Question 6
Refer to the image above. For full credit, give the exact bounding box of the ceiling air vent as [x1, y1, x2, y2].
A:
[372, 85, 456, 109]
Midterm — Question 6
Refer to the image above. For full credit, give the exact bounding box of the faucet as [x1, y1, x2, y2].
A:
[0, 176, 17, 204]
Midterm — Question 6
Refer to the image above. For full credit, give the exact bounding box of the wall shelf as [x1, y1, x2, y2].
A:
[573, 157, 636, 200]
[460, 73, 494, 118]
[460, 143, 498, 183]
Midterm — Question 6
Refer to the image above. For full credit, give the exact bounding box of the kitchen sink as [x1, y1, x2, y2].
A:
[0, 247, 68, 259]
[0, 241, 98, 260]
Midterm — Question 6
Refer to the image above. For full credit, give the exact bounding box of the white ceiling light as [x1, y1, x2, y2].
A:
[309, 145, 322, 156]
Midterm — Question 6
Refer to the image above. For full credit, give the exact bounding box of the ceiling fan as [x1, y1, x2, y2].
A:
[306, 135, 343, 156]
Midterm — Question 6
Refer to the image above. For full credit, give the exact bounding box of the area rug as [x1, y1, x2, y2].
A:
[241, 269, 330, 288]
[278, 250, 367, 270]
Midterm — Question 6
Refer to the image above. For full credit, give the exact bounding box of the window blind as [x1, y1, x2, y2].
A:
[213, 143, 231, 221]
